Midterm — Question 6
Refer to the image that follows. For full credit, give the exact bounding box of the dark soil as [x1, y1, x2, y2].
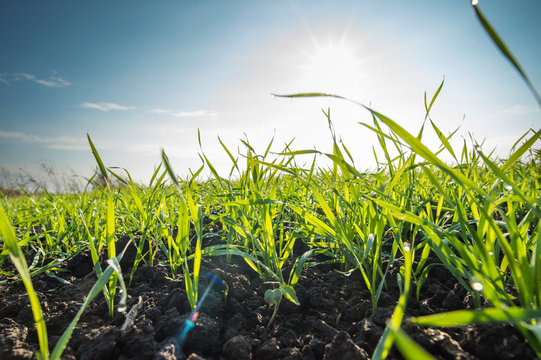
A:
[0, 243, 536, 360]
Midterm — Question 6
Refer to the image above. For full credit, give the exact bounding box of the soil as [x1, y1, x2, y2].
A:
[0, 239, 536, 360]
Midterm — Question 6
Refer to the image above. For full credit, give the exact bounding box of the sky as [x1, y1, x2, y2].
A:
[1, 0, 540, 189]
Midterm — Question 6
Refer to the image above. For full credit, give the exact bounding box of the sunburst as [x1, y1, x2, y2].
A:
[299, 37, 364, 95]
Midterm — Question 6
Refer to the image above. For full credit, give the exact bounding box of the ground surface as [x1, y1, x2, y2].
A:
[0, 244, 536, 360]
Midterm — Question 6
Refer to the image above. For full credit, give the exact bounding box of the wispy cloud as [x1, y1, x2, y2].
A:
[0, 72, 71, 87]
[502, 104, 540, 115]
[149, 108, 218, 118]
[0, 130, 86, 151]
[79, 102, 132, 112]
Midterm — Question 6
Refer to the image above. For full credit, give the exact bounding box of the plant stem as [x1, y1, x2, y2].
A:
[267, 299, 281, 328]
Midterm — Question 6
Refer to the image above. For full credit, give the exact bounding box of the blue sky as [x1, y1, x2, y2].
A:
[1, 0, 540, 187]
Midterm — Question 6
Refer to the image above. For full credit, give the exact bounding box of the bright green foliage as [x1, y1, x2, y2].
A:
[1, 4, 540, 358]
[2, 110, 540, 357]
[0, 206, 49, 359]
[2, 100, 539, 358]
[0, 206, 125, 360]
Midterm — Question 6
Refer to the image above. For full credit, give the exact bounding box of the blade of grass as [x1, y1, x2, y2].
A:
[0, 207, 49, 360]
[393, 328, 436, 360]
[472, 4, 541, 106]
[87, 134, 108, 183]
[424, 78, 445, 120]
[50, 267, 114, 359]
[410, 307, 541, 327]
[501, 129, 541, 173]
[430, 119, 457, 161]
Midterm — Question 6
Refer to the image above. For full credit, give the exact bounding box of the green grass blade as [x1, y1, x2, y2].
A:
[410, 307, 541, 327]
[272, 92, 347, 101]
[276, 92, 488, 199]
[188, 163, 205, 186]
[199, 153, 223, 184]
[359, 122, 405, 145]
[393, 328, 436, 360]
[106, 256, 128, 312]
[253, 158, 304, 177]
[368, 109, 487, 198]
[78, 209, 102, 277]
[161, 150, 181, 187]
[372, 324, 393, 360]
[373, 242, 414, 359]
[472, 4, 541, 106]
[107, 168, 129, 186]
[521, 323, 541, 355]
[106, 194, 116, 259]
[424, 78, 445, 120]
[289, 249, 318, 285]
[0, 207, 49, 360]
[533, 222, 541, 308]
[148, 162, 162, 187]
[289, 204, 336, 237]
[201, 245, 280, 282]
[192, 221, 202, 307]
[430, 119, 457, 161]
[477, 150, 538, 213]
[106, 193, 117, 317]
[87, 134, 108, 183]
[501, 129, 541, 173]
[218, 136, 239, 172]
[50, 266, 115, 360]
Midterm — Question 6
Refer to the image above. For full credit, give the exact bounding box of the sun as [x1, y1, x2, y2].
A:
[299, 38, 364, 95]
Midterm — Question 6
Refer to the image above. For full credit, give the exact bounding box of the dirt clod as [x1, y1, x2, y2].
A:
[223, 335, 252, 360]
[256, 337, 279, 360]
[323, 331, 369, 360]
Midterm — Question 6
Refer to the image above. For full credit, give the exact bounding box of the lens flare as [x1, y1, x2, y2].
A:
[159, 273, 227, 357]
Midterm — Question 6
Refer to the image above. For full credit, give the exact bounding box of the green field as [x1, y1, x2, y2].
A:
[1, 4, 540, 360]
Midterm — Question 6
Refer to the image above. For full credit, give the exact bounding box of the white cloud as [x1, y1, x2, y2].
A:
[502, 104, 540, 115]
[0, 128, 197, 157]
[0, 72, 71, 87]
[149, 108, 218, 118]
[79, 102, 132, 112]
[0, 130, 87, 150]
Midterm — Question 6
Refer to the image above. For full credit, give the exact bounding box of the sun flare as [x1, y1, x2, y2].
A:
[300, 38, 364, 94]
